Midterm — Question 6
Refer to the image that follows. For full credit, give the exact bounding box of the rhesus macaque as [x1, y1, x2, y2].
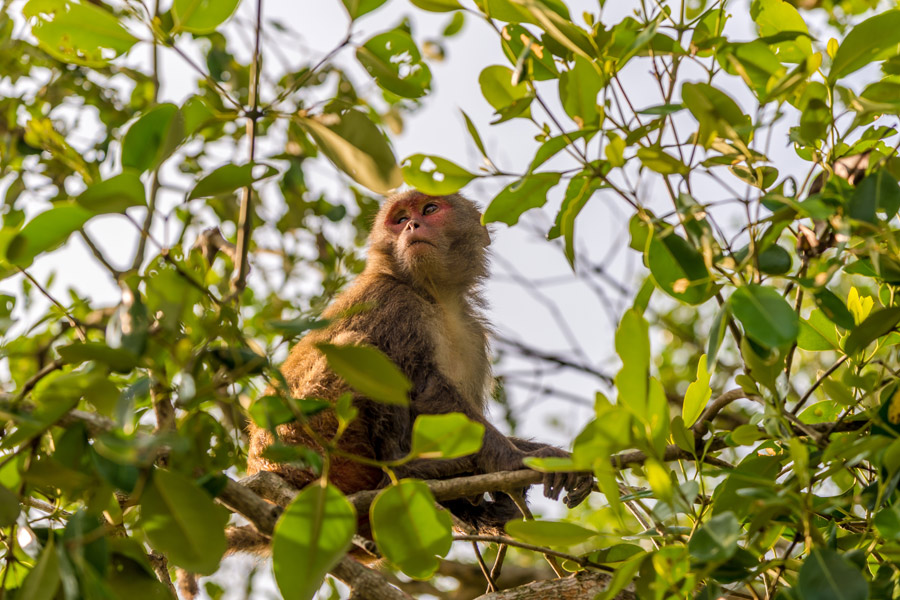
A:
[247, 191, 593, 534]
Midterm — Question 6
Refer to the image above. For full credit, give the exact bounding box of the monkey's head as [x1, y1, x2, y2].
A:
[368, 191, 491, 295]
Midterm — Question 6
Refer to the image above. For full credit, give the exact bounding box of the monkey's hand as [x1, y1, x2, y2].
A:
[524, 446, 594, 509]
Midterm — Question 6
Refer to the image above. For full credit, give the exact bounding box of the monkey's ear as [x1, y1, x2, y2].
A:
[479, 223, 491, 247]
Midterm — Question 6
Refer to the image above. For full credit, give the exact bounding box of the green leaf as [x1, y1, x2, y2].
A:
[505, 519, 598, 546]
[296, 110, 402, 194]
[499, 23, 558, 81]
[371, 480, 452, 579]
[847, 170, 900, 223]
[731, 424, 764, 445]
[0, 484, 19, 527]
[122, 104, 186, 173]
[605, 133, 625, 167]
[756, 244, 792, 274]
[482, 172, 561, 226]
[522, 456, 578, 471]
[729, 285, 799, 348]
[172, 0, 240, 34]
[460, 110, 488, 160]
[829, 10, 900, 82]
[316, 343, 411, 406]
[647, 231, 714, 305]
[479, 65, 532, 119]
[19, 537, 60, 600]
[357, 30, 432, 99]
[645, 459, 673, 503]
[843, 307, 900, 355]
[401, 155, 476, 195]
[408, 413, 484, 459]
[683, 355, 712, 428]
[187, 163, 278, 200]
[139, 469, 229, 575]
[181, 95, 216, 136]
[682, 82, 751, 149]
[443, 11, 465, 36]
[875, 504, 900, 539]
[559, 56, 602, 128]
[707, 305, 728, 367]
[750, 0, 812, 63]
[637, 146, 689, 176]
[526, 130, 596, 176]
[797, 548, 868, 600]
[797, 319, 835, 351]
[638, 103, 684, 116]
[6, 202, 93, 267]
[712, 454, 781, 519]
[598, 553, 646, 600]
[812, 289, 855, 330]
[586, 544, 644, 564]
[689, 512, 741, 562]
[75, 171, 145, 213]
[341, 0, 388, 19]
[24, 0, 137, 67]
[515, 0, 594, 61]
[410, 0, 462, 11]
[249, 396, 330, 430]
[57, 342, 139, 373]
[550, 173, 602, 268]
[272, 483, 356, 600]
[615, 309, 650, 416]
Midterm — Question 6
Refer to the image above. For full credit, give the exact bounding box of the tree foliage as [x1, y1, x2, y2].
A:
[3, 0, 900, 598]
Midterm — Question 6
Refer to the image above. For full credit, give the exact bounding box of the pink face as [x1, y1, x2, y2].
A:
[384, 194, 452, 254]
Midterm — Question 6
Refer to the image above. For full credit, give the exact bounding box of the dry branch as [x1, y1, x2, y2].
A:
[474, 571, 633, 600]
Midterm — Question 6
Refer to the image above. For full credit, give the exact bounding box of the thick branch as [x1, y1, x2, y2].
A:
[473, 571, 632, 600]
[331, 556, 414, 600]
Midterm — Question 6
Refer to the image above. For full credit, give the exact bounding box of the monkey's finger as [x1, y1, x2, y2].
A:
[565, 476, 594, 508]
[551, 473, 566, 501]
[541, 474, 554, 499]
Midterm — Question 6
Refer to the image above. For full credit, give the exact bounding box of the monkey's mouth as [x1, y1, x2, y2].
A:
[407, 240, 434, 248]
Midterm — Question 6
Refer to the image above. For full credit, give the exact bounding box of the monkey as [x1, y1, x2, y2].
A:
[246, 190, 593, 539]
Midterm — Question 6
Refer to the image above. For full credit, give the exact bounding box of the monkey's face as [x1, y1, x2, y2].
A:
[386, 196, 448, 256]
[371, 191, 491, 292]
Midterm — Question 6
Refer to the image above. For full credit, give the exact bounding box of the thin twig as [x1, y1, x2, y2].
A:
[13, 359, 64, 403]
[453, 535, 613, 573]
[488, 544, 508, 593]
[79, 230, 122, 278]
[267, 31, 352, 108]
[471, 541, 498, 592]
[230, 0, 264, 297]
[16, 269, 85, 341]
[791, 355, 849, 416]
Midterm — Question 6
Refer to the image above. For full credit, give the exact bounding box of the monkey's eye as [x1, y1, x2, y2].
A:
[423, 203, 438, 215]
[396, 215, 409, 224]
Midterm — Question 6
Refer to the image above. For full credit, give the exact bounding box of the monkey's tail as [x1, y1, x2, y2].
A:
[226, 524, 271, 556]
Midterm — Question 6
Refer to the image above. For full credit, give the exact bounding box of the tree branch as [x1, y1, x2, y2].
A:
[692, 388, 750, 437]
[473, 571, 633, 600]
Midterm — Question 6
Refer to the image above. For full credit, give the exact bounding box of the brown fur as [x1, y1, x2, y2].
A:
[246, 191, 592, 545]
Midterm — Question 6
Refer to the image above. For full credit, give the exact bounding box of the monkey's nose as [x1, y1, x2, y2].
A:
[405, 220, 420, 230]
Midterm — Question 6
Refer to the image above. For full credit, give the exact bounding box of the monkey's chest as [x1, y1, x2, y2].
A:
[430, 309, 490, 405]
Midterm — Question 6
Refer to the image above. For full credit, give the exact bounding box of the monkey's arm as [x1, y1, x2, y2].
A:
[508, 438, 593, 507]
[404, 376, 593, 507]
